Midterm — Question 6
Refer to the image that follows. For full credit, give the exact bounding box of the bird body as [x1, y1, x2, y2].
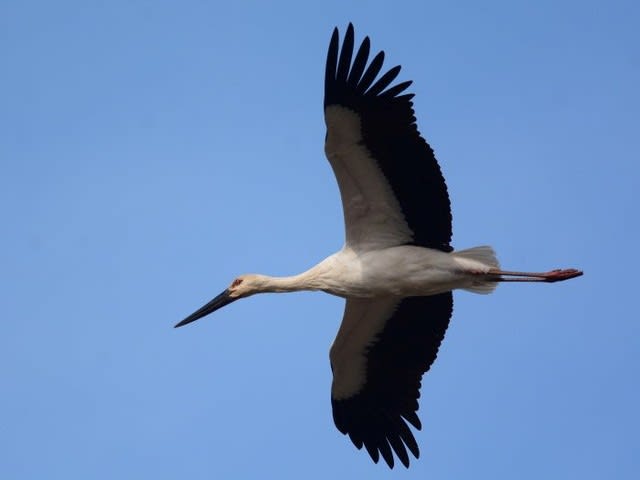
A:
[237, 245, 498, 299]
[175, 24, 582, 469]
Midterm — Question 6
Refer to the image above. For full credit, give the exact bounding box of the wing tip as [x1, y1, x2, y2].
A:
[325, 24, 416, 108]
[332, 393, 422, 469]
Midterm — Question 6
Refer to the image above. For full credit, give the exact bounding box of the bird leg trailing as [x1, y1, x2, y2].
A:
[487, 268, 583, 283]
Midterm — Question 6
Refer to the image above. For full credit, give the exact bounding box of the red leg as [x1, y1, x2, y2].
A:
[487, 268, 583, 283]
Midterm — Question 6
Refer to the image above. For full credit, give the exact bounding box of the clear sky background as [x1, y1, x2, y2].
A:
[2, 1, 638, 478]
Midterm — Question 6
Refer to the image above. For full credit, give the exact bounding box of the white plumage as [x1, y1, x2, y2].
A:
[175, 24, 582, 468]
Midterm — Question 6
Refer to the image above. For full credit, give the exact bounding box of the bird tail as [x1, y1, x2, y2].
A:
[453, 246, 500, 294]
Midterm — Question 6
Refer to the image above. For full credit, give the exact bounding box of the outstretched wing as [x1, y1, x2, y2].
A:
[324, 23, 452, 252]
[329, 293, 453, 468]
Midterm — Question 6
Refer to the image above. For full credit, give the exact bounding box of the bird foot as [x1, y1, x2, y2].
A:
[541, 268, 583, 282]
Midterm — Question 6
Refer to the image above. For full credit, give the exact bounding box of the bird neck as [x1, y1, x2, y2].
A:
[255, 271, 321, 294]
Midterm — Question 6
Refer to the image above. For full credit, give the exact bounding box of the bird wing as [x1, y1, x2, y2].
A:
[329, 292, 453, 468]
[324, 24, 452, 252]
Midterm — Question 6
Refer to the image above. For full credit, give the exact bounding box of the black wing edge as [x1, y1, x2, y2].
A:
[331, 293, 454, 468]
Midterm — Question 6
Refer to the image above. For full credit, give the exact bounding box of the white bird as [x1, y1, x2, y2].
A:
[175, 24, 582, 468]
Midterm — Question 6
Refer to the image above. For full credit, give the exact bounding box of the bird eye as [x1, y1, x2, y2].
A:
[231, 278, 243, 288]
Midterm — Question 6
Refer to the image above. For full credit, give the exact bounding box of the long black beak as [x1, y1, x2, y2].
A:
[174, 289, 237, 328]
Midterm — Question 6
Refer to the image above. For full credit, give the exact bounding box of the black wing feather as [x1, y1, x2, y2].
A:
[347, 36, 370, 87]
[356, 51, 385, 95]
[366, 65, 402, 96]
[380, 79, 413, 98]
[325, 28, 339, 91]
[336, 24, 354, 83]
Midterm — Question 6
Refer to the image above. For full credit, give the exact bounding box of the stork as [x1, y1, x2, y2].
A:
[175, 24, 582, 468]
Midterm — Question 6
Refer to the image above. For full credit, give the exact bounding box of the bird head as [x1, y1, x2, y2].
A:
[174, 274, 263, 328]
[226, 274, 268, 298]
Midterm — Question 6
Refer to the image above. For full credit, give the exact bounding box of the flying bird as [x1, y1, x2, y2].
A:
[175, 24, 582, 468]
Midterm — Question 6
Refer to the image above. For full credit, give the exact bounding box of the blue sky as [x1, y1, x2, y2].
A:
[2, 0, 639, 478]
